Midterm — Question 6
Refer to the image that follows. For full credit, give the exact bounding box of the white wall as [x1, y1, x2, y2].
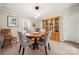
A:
[55, 4, 79, 43]
[0, 10, 31, 41]
[0, 8, 42, 40]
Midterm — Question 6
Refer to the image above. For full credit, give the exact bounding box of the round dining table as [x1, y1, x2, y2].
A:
[26, 31, 47, 50]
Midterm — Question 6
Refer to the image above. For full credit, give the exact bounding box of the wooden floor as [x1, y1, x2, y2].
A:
[64, 41, 79, 49]
[0, 40, 79, 55]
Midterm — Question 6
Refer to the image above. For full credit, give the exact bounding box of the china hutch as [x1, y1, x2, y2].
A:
[43, 16, 60, 41]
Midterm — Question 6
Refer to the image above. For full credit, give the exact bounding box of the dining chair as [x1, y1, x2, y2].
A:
[17, 31, 34, 55]
[1, 29, 12, 47]
[37, 31, 52, 55]
[0, 32, 4, 49]
[40, 28, 45, 32]
[46, 31, 52, 50]
[1, 29, 17, 48]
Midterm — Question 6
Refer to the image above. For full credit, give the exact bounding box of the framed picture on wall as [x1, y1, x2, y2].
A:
[7, 15, 19, 27]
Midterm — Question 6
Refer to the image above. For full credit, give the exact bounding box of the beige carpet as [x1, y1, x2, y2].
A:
[0, 40, 79, 55]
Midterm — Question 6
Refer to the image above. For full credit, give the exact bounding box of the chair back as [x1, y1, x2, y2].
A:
[47, 31, 52, 40]
[41, 33, 48, 45]
[40, 28, 45, 32]
[1, 29, 11, 37]
[0, 32, 4, 47]
[43, 31, 52, 45]
[17, 31, 27, 47]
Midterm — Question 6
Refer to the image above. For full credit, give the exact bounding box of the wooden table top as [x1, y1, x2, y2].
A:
[26, 31, 47, 38]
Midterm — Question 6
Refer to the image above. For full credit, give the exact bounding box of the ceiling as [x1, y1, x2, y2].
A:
[0, 3, 76, 20]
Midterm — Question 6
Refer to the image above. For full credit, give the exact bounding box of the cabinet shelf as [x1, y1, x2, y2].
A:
[43, 16, 60, 41]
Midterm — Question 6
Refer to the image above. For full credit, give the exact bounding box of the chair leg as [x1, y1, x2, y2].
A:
[1, 42, 5, 49]
[11, 41, 12, 48]
[36, 43, 38, 49]
[19, 45, 21, 53]
[22, 47, 25, 55]
[9, 40, 12, 48]
[1, 45, 4, 49]
[45, 46, 47, 55]
[48, 43, 50, 50]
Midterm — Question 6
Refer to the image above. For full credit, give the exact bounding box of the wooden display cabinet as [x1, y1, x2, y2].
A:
[43, 19, 50, 31]
[43, 16, 60, 41]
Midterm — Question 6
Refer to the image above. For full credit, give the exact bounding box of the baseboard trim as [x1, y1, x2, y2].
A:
[64, 41, 79, 45]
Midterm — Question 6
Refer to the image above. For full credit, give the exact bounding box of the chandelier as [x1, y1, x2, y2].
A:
[34, 6, 40, 19]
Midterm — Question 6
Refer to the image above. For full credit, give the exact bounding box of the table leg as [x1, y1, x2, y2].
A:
[28, 38, 38, 50]
[33, 38, 38, 50]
